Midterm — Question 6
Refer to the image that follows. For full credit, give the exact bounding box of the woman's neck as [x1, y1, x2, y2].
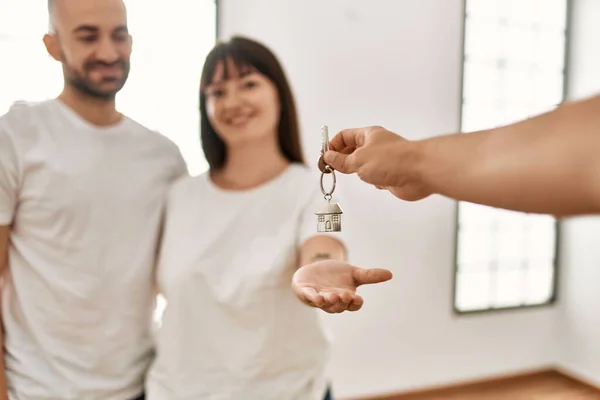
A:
[211, 139, 292, 190]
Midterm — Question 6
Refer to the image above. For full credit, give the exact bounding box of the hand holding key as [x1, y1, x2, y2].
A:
[322, 126, 433, 202]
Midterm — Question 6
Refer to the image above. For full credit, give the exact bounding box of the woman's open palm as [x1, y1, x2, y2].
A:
[292, 260, 393, 313]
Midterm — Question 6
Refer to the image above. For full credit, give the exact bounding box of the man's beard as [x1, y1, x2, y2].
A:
[63, 57, 130, 100]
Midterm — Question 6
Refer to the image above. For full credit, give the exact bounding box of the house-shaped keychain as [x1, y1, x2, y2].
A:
[315, 201, 343, 232]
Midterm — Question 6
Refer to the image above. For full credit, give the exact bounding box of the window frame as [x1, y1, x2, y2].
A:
[451, 0, 572, 315]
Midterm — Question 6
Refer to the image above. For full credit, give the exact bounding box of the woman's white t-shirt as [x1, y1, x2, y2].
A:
[146, 164, 344, 400]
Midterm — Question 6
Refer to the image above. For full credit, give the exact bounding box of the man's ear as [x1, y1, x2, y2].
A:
[43, 33, 61, 61]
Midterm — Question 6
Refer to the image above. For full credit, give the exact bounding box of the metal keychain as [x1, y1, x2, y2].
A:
[315, 125, 343, 232]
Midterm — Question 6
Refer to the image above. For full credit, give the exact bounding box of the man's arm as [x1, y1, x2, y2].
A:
[413, 94, 600, 216]
[0, 110, 23, 399]
[0, 226, 9, 400]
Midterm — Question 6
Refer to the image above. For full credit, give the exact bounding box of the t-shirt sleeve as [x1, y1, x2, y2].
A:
[170, 144, 190, 181]
[0, 116, 21, 225]
[297, 184, 348, 258]
[155, 133, 189, 182]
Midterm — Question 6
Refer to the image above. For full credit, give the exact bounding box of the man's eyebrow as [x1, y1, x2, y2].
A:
[73, 25, 98, 34]
[114, 25, 128, 34]
[71, 25, 128, 34]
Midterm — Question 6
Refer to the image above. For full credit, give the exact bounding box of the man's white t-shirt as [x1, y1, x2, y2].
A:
[146, 164, 345, 400]
[0, 100, 188, 400]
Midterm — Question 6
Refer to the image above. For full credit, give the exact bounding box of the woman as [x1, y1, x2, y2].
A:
[146, 36, 348, 400]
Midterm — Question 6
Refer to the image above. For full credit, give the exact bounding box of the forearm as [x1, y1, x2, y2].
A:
[413, 94, 600, 216]
[299, 235, 347, 267]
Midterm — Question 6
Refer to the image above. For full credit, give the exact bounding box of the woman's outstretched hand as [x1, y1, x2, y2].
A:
[292, 259, 393, 313]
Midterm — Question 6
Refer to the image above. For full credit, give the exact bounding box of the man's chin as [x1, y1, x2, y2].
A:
[77, 88, 119, 100]
[67, 74, 127, 99]
[98, 79, 126, 90]
[95, 92, 119, 100]
[87, 82, 126, 99]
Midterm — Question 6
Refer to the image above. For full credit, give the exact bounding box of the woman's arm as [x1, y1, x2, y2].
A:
[298, 235, 347, 267]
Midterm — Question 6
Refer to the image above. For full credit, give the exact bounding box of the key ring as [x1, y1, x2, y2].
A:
[320, 165, 336, 201]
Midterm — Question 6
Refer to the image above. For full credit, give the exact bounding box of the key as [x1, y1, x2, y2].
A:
[318, 125, 332, 174]
[315, 125, 343, 232]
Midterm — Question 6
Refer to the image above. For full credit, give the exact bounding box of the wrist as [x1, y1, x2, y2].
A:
[309, 252, 332, 263]
[400, 139, 430, 190]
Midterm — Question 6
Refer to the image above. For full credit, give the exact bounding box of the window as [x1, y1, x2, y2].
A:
[0, 0, 218, 323]
[453, 0, 570, 313]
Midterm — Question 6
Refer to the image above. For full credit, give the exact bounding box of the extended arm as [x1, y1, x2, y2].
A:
[325, 94, 600, 217]
[414, 94, 600, 216]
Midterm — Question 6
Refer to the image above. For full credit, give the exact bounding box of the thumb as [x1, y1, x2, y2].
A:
[352, 268, 393, 286]
[324, 151, 355, 173]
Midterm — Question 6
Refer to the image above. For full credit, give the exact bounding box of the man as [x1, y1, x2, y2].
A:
[292, 94, 600, 313]
[0, 0, 187, 398]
